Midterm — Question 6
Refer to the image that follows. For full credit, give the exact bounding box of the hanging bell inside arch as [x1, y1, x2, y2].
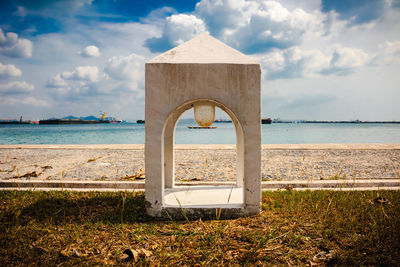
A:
[194, 102, 215, 127]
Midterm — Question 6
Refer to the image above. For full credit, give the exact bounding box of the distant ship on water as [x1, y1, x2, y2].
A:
[0, 116, 38, 124]
[0, 112, 124, 125]
[39, 119, 111, 125]
[39, 112, 123, 125]
[261, 118, 272, 124]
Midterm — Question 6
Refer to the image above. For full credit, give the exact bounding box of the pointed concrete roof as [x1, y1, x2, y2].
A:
[148, 33, 258, 64]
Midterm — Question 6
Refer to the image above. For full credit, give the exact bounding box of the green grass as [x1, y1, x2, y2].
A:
[0, 190, 399, 265]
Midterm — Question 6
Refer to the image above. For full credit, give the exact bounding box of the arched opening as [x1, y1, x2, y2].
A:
[161, 99, 244, 208]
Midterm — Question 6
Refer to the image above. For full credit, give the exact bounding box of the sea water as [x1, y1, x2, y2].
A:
[1, 120, 400, 144]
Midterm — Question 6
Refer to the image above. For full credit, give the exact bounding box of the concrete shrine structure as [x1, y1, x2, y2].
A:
[145, 33, 261, 219]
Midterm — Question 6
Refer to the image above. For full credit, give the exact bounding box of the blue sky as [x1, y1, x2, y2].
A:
[0, 0, 399, 121]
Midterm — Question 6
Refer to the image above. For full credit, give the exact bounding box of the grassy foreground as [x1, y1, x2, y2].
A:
[1, 190, 399, 266]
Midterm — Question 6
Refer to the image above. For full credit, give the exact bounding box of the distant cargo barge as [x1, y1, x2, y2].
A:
[261, 118, 272, 124]
[39, 119, 110, 125]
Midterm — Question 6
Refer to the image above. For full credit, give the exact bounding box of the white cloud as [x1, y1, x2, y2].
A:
[143, 0, 350, 56]
[166, 14, 207, 46]
[46, 74, 68, 88]
[80, 45, 100, 57]
[47, 53, 145, 100]
[323, 46, 371, 75]
[0, 96, 49, 107]
[48, 66, 101, 99]
[19, 96, 49, 107]
[193, 0, 324, 54]
[61, 66, 100, 82]
[260, 47, 330, 79]
[95, 53, 146, 94]
[0, 81, 34, 94]
[105, 53, 144, 82]
[145, 14, 208, 52]
[46, 74, 70, 96]
[195, 0, 254, 35]
[381, 40, 400, 56]
[261, 45, 371, 79]
[330, 47, 371, 68]
[0, 29, 33, 58]
[229, 2, 323, 53]
[0, 63, 22, 78]
[376, 40, 400, 64]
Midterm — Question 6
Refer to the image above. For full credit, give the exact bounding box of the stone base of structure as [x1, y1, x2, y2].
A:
[146, 206, 260, 220]
[146, 186, 260, 220]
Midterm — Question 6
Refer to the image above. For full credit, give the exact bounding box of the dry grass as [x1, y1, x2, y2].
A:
[0, 190, 399, 265]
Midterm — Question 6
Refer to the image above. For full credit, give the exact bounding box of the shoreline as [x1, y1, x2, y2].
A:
[1, 143, 400, 150]
[1, 144, 399, 183]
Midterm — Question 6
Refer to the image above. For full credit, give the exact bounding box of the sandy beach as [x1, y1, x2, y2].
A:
[1, 144, 399, 182]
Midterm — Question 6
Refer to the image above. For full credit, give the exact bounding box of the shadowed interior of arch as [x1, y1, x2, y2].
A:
[162, 99, 245, 208]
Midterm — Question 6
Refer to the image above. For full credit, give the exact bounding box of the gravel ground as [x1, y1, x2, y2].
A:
[0, 146, 399, 182]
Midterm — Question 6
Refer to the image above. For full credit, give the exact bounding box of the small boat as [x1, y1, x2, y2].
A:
[136, 120, 145, 124]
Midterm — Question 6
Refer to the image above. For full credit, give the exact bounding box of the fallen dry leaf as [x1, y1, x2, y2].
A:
[14, 171, 40, 178]
[123, 169, 145, 180]
[141, 248, 152, 257]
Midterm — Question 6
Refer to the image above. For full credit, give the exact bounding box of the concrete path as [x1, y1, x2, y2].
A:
[2, 144, 400, 149]
[1, 179, 398, 192]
